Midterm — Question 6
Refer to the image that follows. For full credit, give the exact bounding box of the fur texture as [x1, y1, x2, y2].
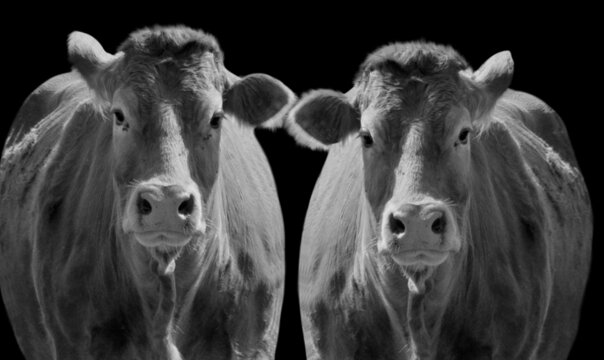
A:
[0, 26, 293, 360]
[292, 42, 592, 360]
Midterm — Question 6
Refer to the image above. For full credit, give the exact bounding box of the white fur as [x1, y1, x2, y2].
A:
[459, 51, 514, 126]
[473, 51, 514, 85]
[68, 31, 116, 69]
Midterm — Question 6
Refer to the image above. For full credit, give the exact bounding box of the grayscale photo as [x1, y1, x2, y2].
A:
[0, 6, 598, 360]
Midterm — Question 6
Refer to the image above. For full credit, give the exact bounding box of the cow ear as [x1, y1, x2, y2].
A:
[223, 72, 296, 128]
[285, 89, 360, 150]
[68, 31, 122, 103]
[461, 51, 514, 122]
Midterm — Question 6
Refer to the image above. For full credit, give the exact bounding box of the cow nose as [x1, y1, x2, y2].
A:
[388, 213, 406, 235]
[123, 183, 205, 248]
[137, 196, 153, 215]
[136, 186, 199, 222]
[430, 212, 446, 234]
[177, 194, 195, 216]
[387, 207, 447, 236]
[379, 202, 460, 265]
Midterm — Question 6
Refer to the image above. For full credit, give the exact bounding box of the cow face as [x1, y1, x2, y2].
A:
[68, 28, 294, 271]
[288, 43, 512, 281]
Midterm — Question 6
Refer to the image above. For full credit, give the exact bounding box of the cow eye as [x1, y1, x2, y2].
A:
[458, 128, 471, 145]
[113, 109, 126, 126]
[210, 111, 224, 129]
[358, 129, 374, 148]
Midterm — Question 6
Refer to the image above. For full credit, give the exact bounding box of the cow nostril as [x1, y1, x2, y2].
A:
[388, 214, 406, 235]
[178, 195, 195, 216]
[137, 197, 152, 216]
[431, 215, 446, 234]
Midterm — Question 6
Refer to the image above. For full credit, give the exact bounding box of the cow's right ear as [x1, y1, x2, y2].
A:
[68, 31, 122, 103]
[460, 51, 513, 123]
[285, 89, 360, 150]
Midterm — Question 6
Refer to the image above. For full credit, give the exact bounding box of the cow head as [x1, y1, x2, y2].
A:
[68, 27, 294, 273]
[287, 42, 512, 290]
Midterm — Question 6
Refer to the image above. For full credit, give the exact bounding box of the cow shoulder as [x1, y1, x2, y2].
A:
[6, 71, 88, 148]
[498, 89, 577, 166]
[489, 91, 592, 356]
[36, 100, 108, 235]
[2, 75, 96, 229]
[299, 140, 364, 304]
[1, 73, 102, 357]
[218, 120, 284, 284]
[302, 279, 401, 360]
[492, 90, 588, 232]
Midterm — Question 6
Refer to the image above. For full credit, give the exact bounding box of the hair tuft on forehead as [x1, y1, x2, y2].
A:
[356, 41, 469, 82]
[118, 25, 223, 62]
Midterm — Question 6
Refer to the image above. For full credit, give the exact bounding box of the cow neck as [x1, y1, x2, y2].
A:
[122, 238, 180, 356]
[114, 171, 231, 357]
[375, 260, 459, 360]
[355, 197, 460, 359]
[170, 172, 233, 322]
[148, 262, 179, 356]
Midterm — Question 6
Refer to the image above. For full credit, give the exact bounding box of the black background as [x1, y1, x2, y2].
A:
[1, 5, 599, 360]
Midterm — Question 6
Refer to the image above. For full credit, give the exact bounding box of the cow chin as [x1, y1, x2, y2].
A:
[379, 236, 460, 294]
[132, 230, 206, 275]
[391, 249, 451, 268]
[133, 231, 193, 249]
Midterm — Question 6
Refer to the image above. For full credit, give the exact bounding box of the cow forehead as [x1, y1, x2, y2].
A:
[356, 42, 468, 82]
[355, 41, 469, 126]
[114, 56, 222, 118]
[115, 27, 225, 99]
[122, 52, 223, 98]
[118, 26, 223, 63]
[359, 71, 462, 132]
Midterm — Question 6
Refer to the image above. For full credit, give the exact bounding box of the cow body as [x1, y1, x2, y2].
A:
[0, 27, 291, 360]
[290, 43, 592, 360]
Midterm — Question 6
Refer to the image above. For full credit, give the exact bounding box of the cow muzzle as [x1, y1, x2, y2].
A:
[123, 183, 205, 249]
[378, 201, 460, 267]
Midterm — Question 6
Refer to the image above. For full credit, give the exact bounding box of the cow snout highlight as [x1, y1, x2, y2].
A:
[124, 184, 205, 248]
[379, 202, 460, 266]
[387, 208, 447, 237]
[137, 188, 196, 219]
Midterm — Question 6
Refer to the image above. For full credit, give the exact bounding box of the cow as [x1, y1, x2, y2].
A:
[0, 26, 294, 359]
[286, 42, 592, 359]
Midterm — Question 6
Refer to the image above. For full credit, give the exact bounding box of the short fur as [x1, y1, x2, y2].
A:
[0, 26, 292, 360]
[292, 42, 592, 359]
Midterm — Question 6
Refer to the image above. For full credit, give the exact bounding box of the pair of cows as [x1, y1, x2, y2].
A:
[0, 26, 592, 360]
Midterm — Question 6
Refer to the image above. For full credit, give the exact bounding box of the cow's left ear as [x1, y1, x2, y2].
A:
[68, 31, 123, 103]
[223, 72, 296, 128]
[284, 88, 360, 150]
[460, 51, 514, 121]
